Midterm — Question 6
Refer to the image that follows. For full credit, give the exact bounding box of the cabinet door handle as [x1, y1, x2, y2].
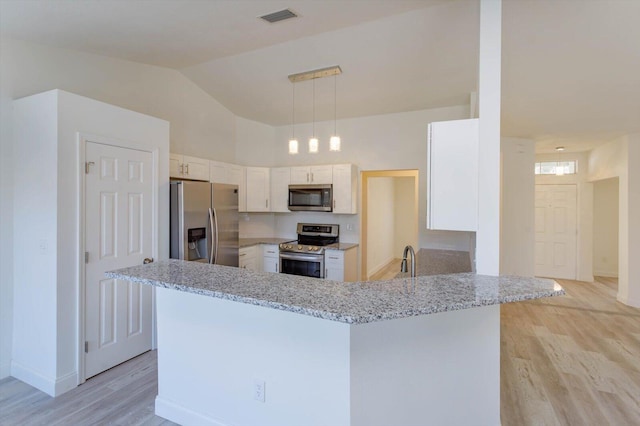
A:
[185, 164, 190, 175]
[239, 253, 246, 257]
[311, 172, 314, 182]
[333, 199, 336, 209]
[179, 164, 184, 174]
[276, 262, 278, 272]
[325, 268, 328, 278]
[266, 199, 269, 208]
[306, 172, 310, 183]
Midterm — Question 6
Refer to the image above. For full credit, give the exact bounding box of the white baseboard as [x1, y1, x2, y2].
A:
[10, 361, 77, 397]
[0, 360, 10, 379]
[593, 270, 618, 278]
[156, 396, 227, 426]
[617, 294, 640, 308]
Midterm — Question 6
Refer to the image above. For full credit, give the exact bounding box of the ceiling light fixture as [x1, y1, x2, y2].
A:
[309, 78, 318, 154]
[329, 74, 341, 152]
[288, 82, 298, 154]
[287, 65, 342, 154]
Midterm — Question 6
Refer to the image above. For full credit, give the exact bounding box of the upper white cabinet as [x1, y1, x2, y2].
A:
[270, 167, 291, 213]
[332, 164, 358, 214]
[170, 154, 209, 181]
[245, 167, 270, 212]
[290, 165, 333, 184]
[427, 118, 479, 232]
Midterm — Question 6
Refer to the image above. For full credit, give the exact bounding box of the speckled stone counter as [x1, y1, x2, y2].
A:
[239, 237, 292, 248]
[107, 259, 563, 324]
[115, 260, 564, 425]
[325, 242, 359, 251]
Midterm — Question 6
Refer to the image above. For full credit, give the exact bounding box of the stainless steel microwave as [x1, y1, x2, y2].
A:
[288, 184, 333, 212]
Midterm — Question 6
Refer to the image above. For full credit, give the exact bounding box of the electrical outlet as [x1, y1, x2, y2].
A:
[346, 224, 354, 231]
[39, 239, 48, 254]
[253, 379, 265, 402]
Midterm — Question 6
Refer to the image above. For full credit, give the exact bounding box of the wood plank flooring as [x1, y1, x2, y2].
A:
[0, 350, 176, 426]
[501, 276, 640, 425]
[1, 276, 638, 425]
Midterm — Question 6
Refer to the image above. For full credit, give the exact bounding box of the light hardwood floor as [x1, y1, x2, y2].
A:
[501, 276, 640, 425]
[1, 277, 638, 425]
[0, 350, 176, 426]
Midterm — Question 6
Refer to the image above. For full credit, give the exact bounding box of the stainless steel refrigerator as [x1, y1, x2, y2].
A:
[170, 181, 239, 266]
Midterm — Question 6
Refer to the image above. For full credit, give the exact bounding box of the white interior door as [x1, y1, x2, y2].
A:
[535, 184, 577, 279]
[85, 141, 154, 379]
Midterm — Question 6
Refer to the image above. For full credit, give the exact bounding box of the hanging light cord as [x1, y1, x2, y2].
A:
[291, 83, 295, 139]
[312, 78, 316, 137]
[334, 75, 337, 134]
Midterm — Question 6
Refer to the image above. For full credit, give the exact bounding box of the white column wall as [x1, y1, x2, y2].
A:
[476, 0, 502, 275]
[501, 138, 535, 276]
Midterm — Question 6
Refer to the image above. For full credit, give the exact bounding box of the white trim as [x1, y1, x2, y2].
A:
[593, 270, 618, 278]
[617, 294, 640, 308]
[9, 361, 75, 397]
[155, 396, 228, 426]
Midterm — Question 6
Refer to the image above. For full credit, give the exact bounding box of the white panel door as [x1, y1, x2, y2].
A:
[535, 184, 577, 279]
[85, 142, 154, 379]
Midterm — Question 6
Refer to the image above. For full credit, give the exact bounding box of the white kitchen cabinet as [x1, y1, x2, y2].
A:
[239, 246, 258, 271]
[290, 165, 333, 184]
[270, 167, 291, 213]
[325, 247, 358, 282]
[170, 154, 209, 181]
[262, 244, 279, 273]
[245, 167, 270, 212]
[427, 118, 479, 232]
[332, 164, 358, 214]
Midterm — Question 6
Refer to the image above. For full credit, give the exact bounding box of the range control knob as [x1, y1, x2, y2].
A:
[312, 247, 319, 251]
[298, 245, 303, 250]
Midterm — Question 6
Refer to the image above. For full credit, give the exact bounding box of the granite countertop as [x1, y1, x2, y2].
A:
[239, 238, 292, 248]
[107, 259, 564, 325]
[325, 242, 359, 251]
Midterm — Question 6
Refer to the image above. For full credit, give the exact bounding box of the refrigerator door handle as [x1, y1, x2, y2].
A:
[208, 208, 215, 264]
[212, 207, 220, 264]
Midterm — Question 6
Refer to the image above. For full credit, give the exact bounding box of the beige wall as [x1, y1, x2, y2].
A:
[367, 177, 395, 276]
[593, 178, 619, 277]
[394, 177, 418, 256]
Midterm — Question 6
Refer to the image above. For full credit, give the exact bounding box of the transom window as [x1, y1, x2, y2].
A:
[534, 161, 576, 175]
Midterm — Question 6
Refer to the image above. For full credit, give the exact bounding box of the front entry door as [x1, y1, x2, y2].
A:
[535, 184, 577, 279]
[85, 141, 154, 379]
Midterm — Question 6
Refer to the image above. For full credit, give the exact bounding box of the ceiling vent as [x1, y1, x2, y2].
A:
[260, 9, 298, 23]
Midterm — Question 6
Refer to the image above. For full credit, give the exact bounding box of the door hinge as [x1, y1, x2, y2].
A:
[85, 252, 89, 263]
[85, 161, 95, 174]
[84, 341, 89, 353]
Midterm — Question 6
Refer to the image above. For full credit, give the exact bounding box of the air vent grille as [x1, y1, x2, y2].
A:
[260, 9, 298, 23]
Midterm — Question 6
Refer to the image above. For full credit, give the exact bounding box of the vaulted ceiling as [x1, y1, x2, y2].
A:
[2, 0, 639, 153]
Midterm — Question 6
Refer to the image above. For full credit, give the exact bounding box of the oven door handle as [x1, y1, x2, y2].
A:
[279, 253, 324, 262]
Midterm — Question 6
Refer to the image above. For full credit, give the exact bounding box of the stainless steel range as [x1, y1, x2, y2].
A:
[279, 223, 339, 278]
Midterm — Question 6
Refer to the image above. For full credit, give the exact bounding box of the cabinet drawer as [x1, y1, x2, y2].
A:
[325, 251, 344, 266]
[262, 244, 279, 257]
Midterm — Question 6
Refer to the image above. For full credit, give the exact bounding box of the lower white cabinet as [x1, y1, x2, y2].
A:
[262, 244, 279, 273]
[239, 246, 258, 271]
[325, 248, 358, 282]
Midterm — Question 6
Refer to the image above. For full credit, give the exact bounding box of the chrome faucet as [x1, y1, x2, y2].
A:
[400, 245, 416, 278]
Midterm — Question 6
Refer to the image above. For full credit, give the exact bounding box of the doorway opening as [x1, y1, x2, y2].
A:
[361, 170, 419, 281]
[592, 177, 619, 289]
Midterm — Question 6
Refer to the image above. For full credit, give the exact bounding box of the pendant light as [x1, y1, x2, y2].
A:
[329, 74, 341, 152]
[555, 146, 565, 176]
[288, 82, 298, 154]
[309, 78, 319, 153]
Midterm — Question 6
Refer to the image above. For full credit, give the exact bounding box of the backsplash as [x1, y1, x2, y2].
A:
[239, 212, 359, 243]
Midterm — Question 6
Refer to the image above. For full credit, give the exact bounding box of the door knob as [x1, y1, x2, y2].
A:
[143, 258, 154, 264]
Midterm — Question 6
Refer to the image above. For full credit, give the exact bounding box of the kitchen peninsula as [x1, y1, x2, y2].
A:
[108, 260, 564, 426]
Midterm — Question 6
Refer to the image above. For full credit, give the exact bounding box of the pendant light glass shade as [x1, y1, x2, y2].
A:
[309, 137, 319, 153]
[289, 138, 299, 154]
[329, 136, 341, 152]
